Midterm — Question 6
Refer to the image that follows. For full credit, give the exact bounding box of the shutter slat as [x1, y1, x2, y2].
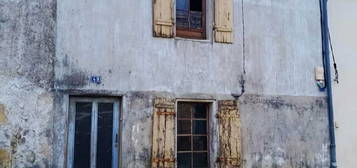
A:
[158, 108, 166, 168]
[153, 0, 174, 37]
[214, 0, 234, 43]
[152, 98, 175, 168]
[152, 105, 160, 168]
[164, 108, 175, 167]
[217, 100, 242, 167]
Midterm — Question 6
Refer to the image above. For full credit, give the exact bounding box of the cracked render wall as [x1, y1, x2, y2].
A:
[1, 0, 330, 167]
[54, 0, 244, 167]
[0, 0, 56, 167]
[240, 0, 329, 167]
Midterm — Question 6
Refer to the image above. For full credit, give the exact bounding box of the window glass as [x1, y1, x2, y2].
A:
[69, 98, 120, 168]
[176, 0, 205, 38]
[177, 0, 189, 10]
[96, 103, 114, 168]
[177, 102, 209, 167]
[178, 153, 192, 168]
[178, 136, 192, 151]
[74, 102, 92, 168]
[193, 136, 207, 151]
[178, 103, 191, 118]
[193, 120, 207, 134]
[193, 103, 207, 118]
[178, 120, 191, 134]
[190, 0, 202, 11]
[193, 153, 208, 167]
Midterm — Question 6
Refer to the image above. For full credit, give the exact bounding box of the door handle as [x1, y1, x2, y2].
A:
[115, 134, 118, 147]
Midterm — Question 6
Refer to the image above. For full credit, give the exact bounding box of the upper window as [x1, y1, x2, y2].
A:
[176, 0, 206, 39]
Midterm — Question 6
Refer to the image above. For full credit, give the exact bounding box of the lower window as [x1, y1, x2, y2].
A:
[177, 102, 209, 168]
[67, 97, 120, 168]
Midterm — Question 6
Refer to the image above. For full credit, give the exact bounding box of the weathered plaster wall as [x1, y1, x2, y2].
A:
[329, 0, 357, 167]
[53, 0, 330, 167]
[0, 0, 330, 167]
[243, 0, 324, 97]
[55, 0, 244, 95]
[239, 0, 330, 167]
[54, 0, 244, 166]
[0, 0, 56, 167]
[240, 95, 329, 167]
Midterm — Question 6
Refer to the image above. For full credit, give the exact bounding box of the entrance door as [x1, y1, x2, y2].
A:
[67, 98, 120, 168]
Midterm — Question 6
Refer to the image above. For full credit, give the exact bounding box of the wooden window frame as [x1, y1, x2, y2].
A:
[176, 0, 207, 39]
[176, 101, 210, 167]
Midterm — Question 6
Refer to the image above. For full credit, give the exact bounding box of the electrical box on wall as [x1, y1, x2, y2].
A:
[315, 67, 325, 91]
[315, 67, 325, 81]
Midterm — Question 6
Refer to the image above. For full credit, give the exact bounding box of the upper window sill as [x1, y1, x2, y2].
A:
[174, 37, 211, 43]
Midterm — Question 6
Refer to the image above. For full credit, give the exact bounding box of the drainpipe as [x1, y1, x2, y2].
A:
[320, 0, 337, 167]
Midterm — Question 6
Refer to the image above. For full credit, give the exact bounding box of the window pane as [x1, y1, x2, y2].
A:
[74, 102, 92, 168]
[193, 103, 207, 118]
[190, 11, 202, 29]
[177, 136, 191, 151]
[177, 0, 189, 10]
[178, 120, 191, 134]
[193, 136, 207, 151]
[193, 120, 207, 134]
[178, 103, 191, 118]
[193, 153, 208, 168]
[177, 153, 192, 168]
[177, 10, 189, 28]
[190, 0, 202, 11]
[96, 103, 113, 168]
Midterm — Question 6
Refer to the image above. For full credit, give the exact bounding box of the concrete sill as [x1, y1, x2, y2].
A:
[174, 37, 212, 44]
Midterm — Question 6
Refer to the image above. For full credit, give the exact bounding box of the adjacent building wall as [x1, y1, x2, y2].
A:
[329, 0, 357, 167]
[0, 0, 56, 167]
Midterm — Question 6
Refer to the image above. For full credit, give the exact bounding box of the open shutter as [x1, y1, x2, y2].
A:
[217, 100, 242, 167]
[151, 98, 176, 168]
[153, 0, 174, 38]
[214, 0, 234, 43]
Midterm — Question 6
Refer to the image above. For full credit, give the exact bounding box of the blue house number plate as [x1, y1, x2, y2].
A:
[91, 76, 101, 84]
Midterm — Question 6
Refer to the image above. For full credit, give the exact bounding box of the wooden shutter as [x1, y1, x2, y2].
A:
[153, 0, 174, 38]
[214, 0, 234, 43]
[151, 98, 176, 168]
[217, 100, 242, 167]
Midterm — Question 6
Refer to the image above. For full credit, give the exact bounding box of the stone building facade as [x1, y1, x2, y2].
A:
[0, 0, 330, 167]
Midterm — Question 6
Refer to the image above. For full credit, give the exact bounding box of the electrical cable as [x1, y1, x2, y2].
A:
[328, 29, 339, 84]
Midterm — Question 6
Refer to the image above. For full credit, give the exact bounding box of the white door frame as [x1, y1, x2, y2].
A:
[67, 97, 120, 168]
